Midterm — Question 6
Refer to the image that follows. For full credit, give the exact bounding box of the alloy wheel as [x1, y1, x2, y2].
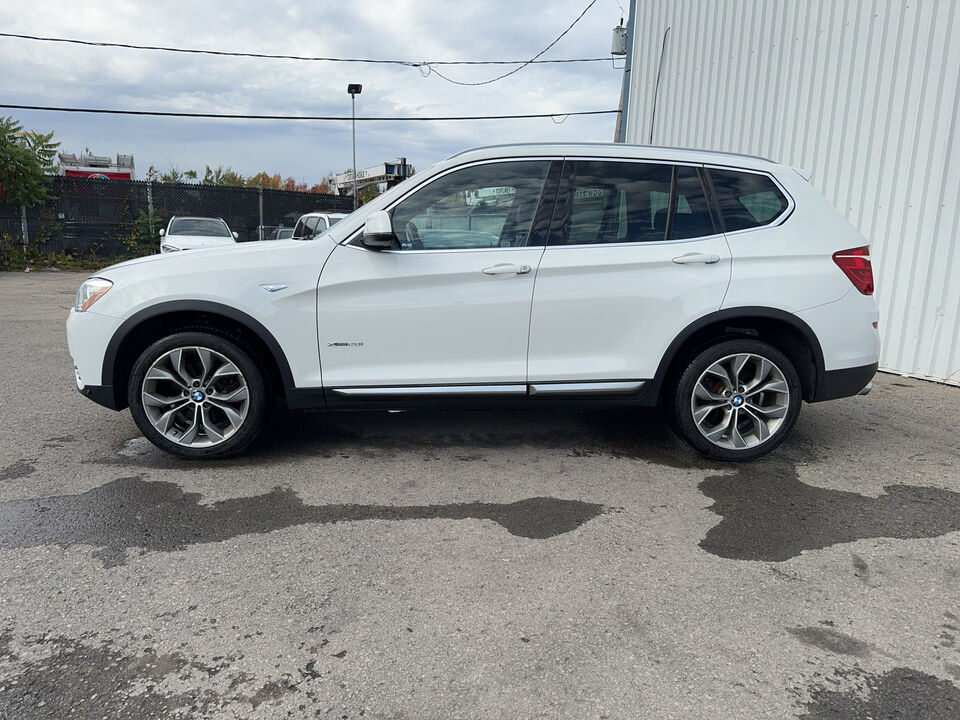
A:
[690, 352, 790, 450]
[140, 346, 249, 447]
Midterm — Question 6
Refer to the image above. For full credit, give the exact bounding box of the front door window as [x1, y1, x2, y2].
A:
[390, 161, 552, 250]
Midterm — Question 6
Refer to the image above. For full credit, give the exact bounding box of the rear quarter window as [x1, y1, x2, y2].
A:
[709, 169, 789, 232]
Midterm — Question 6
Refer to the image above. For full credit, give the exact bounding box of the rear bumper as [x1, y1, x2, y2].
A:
[78, 383, 123, 410]
[812, 362, 878, 402]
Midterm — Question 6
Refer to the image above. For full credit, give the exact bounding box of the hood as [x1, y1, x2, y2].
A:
[162, 234, 237, 250]
[94, 238, 319, 277]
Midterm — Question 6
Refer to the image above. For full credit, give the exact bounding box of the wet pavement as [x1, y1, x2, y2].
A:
[1, 271, 959, 719]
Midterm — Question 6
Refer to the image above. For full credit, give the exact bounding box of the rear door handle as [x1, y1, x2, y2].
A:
[482, 263, 532, 275]
[672, 252, 721, 265]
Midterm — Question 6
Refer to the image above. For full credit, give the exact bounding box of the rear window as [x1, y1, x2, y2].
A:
[709, 169, 788, 232]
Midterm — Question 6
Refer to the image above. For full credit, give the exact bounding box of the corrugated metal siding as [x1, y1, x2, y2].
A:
[623, 0, 960, 384]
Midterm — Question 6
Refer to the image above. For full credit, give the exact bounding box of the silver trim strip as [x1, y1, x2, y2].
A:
[529, 381, 646, 395]
[331, 384, 527, 397]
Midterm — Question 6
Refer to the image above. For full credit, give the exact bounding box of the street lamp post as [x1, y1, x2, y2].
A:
[347, 83, 362, 210]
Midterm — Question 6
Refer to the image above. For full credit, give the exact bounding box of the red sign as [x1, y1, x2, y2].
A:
[63, 170, 134, 180]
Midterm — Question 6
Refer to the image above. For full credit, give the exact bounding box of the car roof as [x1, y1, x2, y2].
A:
[169, 216, 227, 222]
[443, 143, 785, 172]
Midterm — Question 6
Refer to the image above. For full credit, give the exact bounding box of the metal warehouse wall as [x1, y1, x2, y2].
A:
[622, 0, 960, 384]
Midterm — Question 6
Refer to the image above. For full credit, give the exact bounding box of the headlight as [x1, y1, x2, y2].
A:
[161, 244, 181, 253]
[75, 278, 113, 312]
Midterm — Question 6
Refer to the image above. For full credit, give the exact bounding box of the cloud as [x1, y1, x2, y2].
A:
[0, 0, 625, 182]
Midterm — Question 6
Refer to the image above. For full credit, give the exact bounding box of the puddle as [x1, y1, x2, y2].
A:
[800, 667, 960, 719]
[699, 465, 960, 561]
[0, 633, 217, 719]
[0, 477, 608, 566]
[0, 631, 306, 718]
[787, 626, 873, 658]
[117, 437, 153, 458]
[0, 459, 35, 481]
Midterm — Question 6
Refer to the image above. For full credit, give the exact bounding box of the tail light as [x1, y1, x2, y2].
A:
[833, 246, 874, 295]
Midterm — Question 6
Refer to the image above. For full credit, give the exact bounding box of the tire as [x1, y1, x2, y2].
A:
[669, 339, 802, 462]
[128, 331, 268, 459]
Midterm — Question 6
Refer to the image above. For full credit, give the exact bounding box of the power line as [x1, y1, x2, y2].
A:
[0, 103, 619, 122]
[425, 0, 599, 86]
[0, 31, 609, 67]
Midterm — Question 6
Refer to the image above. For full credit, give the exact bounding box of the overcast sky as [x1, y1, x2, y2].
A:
[1, 1, 628, 184]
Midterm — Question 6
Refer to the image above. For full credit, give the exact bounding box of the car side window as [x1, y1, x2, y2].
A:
[556, 161, 714, 245]
[390, 161, 551, 250]
[316, 218, 328, 232]
[669, 166, 716, 240]
[708, 168, 788, 232]
[304, 217, 319, 235]
[293, 219, 305, 237]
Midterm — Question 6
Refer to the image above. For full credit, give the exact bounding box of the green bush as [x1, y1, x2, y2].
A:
[0, 233, 151, 272]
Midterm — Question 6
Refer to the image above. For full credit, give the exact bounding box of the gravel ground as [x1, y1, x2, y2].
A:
[1, 270, 959, 719]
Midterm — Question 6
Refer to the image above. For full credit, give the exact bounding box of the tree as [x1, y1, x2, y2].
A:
[160, 165, 197, 183]
[201, 164, 245, 186]
[0, 116, 59, 207]
[357, 183, 383, 205]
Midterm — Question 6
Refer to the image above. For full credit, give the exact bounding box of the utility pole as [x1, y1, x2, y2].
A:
[347, 83, 362, 210]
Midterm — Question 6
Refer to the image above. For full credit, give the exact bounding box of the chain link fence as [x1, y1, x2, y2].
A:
[0, 176, 355, 258]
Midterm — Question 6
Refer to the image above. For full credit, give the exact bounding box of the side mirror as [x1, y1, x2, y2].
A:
[361, 210, 396, 249]
[159, 228, 165, 237]
[232, 231, 239, 240]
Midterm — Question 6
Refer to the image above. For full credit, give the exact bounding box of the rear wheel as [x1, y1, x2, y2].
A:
[128, 332, 267, 459]
[670, 339, 801, 461]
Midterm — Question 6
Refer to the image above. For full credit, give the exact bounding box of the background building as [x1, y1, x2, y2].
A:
[59, 152, 135, 180]
[619, 0, 960, 385]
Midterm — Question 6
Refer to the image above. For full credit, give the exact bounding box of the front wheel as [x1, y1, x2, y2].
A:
[670, 339, 802, 462]
[128, 332, 268, 459]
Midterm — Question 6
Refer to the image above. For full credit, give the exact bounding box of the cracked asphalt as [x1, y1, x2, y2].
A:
[1, 271, 959, 719]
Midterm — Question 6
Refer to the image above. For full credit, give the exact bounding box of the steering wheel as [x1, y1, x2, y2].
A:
[404, 221, 424, 250]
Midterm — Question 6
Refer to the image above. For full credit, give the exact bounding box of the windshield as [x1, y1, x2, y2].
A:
[169, 218, 232, 237]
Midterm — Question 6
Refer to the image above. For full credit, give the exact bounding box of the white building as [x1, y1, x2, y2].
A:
[619, 0, 960, 384]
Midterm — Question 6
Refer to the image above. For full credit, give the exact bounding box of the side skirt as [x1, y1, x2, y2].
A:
[306, 380, 653, 411]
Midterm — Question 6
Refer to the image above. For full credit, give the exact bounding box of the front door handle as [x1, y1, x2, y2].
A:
[672, 252, 721, 265]
[482, 263, 532, 275]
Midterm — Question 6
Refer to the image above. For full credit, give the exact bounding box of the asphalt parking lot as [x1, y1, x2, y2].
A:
[1, 270, 959, 719]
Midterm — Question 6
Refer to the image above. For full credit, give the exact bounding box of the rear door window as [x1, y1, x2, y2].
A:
[708, 169, 789, 232]
[553, 161, 715, 244]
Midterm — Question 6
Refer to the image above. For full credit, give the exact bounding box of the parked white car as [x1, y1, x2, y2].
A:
[290, 212, 348, 239]
[67, 143, 878, 461]
[159, 216, 238, 253]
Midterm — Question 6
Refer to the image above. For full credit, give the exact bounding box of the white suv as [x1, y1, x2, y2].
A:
[159, 216, 238, 253]
[67, 143, 879, 461]
[291, 212, 348, 239]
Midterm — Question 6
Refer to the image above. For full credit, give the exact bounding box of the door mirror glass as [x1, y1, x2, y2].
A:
[362, 210, 396, 249]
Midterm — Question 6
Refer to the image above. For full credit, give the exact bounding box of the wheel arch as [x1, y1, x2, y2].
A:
[103, 301, 295, 411]
[647, 307, 825, 405]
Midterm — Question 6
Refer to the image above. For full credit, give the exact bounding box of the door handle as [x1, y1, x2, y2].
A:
[672, 252, 721, 265]
[482, 263, 532, 275]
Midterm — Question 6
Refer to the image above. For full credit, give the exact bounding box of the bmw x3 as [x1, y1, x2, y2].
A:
[67, 144, 879, 461]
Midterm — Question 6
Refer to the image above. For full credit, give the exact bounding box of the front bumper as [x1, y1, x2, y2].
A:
[67, 308, 124, 408]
